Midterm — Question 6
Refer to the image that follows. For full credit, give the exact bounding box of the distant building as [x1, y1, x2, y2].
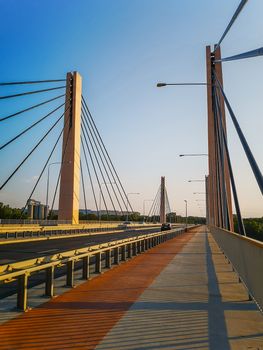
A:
[27, 199, 48, 220]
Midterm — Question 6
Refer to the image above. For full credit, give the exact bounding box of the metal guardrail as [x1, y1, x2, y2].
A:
[210, 225, 263, 311]
[0, 227, 186, 311]
[0, 224, 160, 240]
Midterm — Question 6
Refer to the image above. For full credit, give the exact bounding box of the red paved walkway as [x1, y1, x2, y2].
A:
[0, 229, 196, 349]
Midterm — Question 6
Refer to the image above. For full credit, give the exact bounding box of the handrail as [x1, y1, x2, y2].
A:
[0, 226, 196, 311]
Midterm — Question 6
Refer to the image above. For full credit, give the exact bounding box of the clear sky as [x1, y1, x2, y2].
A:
[0, 0, 262, 217]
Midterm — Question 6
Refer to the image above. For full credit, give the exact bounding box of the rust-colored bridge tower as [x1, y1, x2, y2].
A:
[206, 46, 234, 231]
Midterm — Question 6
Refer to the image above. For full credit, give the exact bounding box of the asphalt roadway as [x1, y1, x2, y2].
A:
[0, 227, 164, 299]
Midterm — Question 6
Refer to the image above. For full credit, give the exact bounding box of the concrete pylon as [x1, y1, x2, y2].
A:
[160, 176, 166, 224]
[206, 46, 234, 231]
[58, 72, 82, 224]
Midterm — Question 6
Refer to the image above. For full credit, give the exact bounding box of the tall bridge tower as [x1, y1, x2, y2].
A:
[58, 72, 82, 224]
[206, 47, 234, 231]
[160, 176, 166, 224]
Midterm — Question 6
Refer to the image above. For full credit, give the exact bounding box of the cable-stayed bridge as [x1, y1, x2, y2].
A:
[0, 1, 263, 348]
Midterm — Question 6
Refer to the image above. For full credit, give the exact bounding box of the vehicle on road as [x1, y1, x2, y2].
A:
[161, 223, 172, 231]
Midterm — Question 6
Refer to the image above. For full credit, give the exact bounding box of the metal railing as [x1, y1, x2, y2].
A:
[0, 224, 161, 240]
[210, 225, 263, 311]
[0, 227, 188, 311]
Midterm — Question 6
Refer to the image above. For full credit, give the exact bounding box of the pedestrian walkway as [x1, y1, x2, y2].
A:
[0, 227, 263, 349]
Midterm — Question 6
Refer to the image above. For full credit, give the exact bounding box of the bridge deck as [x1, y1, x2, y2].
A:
[0, 227, 263, 349]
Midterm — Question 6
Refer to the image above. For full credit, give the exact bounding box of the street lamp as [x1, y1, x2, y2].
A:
[157, 82, 208, 87]
[126, 193, 140, 222]
[184, 200, 188, 231]
[45, 161, 71, 219]
[179, 154, 208, 157]
[188, 180, 206, 183]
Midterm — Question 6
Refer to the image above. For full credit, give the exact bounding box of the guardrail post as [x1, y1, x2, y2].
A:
[82, 256, 90, 279]
[105, 249, 111, 268]
[45, 266, 55, 297]
[141, 240, 145, 252]
[66, 260, 74, 287]
[95, 252, 102, 273]
[17, 274, 28, 311]
[121, 245, 126, 261]
[127, 244, 132, 258]
[114, 247, 119, 264]
[137, 241, 141, 254]
[132, 242, 137, 256]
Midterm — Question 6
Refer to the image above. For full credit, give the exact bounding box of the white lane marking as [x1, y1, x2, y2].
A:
[39, 248, 59, 254]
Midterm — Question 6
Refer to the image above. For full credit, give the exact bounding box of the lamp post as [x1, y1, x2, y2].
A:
[188, 180, 206, 183]
[45, 161, 71, 220]
[126, 193, 140, 222]
[184, 200, 188, 231]
[179, 154, 208, 157]
[157, 82, 209, 87]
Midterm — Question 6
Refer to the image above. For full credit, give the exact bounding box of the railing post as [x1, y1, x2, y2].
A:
[105, 249, 112, 268]
[95, 252, 102, 273]
[45, 266, 55, 297]
[121, 245, 126, 261]
[114, 247, 120, 264]
[132, 242, 137, 256]
[82, 256, 90, 279]
[17, 274, 28, 311]
[66, 260, 74, 287]
[127, 244, 132, 258]
[137, 241, 141, 254]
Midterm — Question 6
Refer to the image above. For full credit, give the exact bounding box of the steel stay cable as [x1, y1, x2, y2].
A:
[81, 108, 124, 214]
[0, 79, 66, 86]
[214, 72, 263, 195]
[151, 187, 161, 222]
[80, 137, 99, 215]
[49, 117, 72, 219]
[81, 115, 117, 216]
[0, 86, 66, 100]
[215, 47, 263, 63]
[0, 94, 65, 122]
[0, 101, 67, 151]
[20, 104, 72, 217]
[81, 125, 109, 216]
[80, 160, 88, 218]
[213, 84, 246, 235]
[81, 102, 127, 210]
[0, 109, 67, 191]
[214, 0, 249, 52]
[82, 99, 130, 214]
[147, 186, 159, 222]
[212, 82, 230, 229]
[82, 97, 133, 213]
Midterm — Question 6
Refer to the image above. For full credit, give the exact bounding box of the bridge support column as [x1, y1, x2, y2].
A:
[206, 46, 233, 231]
[58, 72, 82, 225]
[160, 176, 166, 224]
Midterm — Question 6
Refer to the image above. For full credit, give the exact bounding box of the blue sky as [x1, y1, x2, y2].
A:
[0, 0, 262, 217]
